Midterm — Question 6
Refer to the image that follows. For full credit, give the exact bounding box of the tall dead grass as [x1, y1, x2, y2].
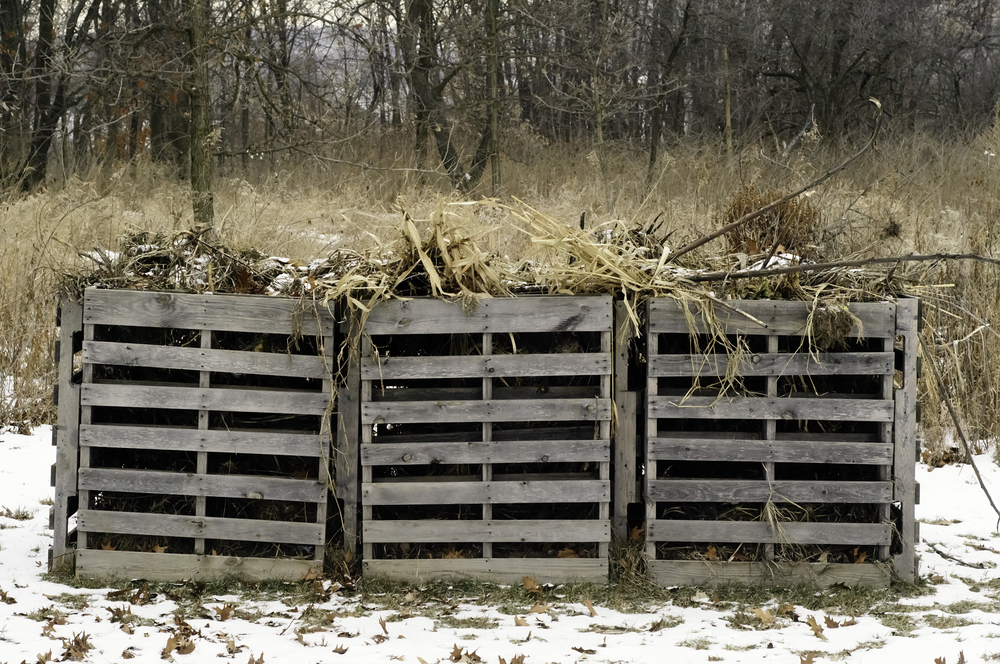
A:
[2, 124, 999, 452]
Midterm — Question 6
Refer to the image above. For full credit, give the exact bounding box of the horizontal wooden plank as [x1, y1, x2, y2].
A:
[362, 557, 608, 583]
[362, 439, 610, 466]
[647, 479, 891, 503]
[363, 296, 612, 335]
[370, 385, 600, 402]
[363, 480, 610, 505]
[81, 383, 329, 415]
[363, 398, 610, 424]
[648, 299, 896, 338]
[84, 340, 332, 378]
[646, 520, 890, 545]
[647, 560, 891, 588]
[364, 520, 609, 543]
[648, 396, 894, 422]
[362, 353, 611, 380]
[373, 426, 596, 444]
[76, 549, 320, 581]
[648, 439, 893, 464]
[649, 352, 894, 377]
[77, 510, 324, 545]
[84, 288, 335, 335]
[80, 425, 324, 456]
[78, 468, 327, 503]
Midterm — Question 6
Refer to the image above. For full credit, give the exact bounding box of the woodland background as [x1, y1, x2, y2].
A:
[4, 0, 1000, 455]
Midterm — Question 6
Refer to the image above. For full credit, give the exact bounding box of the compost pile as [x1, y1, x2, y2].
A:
[60, 189, 931, 568]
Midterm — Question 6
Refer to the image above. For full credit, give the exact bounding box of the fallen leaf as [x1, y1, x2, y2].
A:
[175, 636, 195, 655]
[522, 576, 541, 595]
[152, 544, 169, 554]
[853, 547, 868, 564]
[806, 615, 826, 640]
[214, 604, 236, 621]
[333, 644, 349, 654]
[37, 651, 53, 663]
[818, 551, 829, 563]
[629, 524, 645, 542]
[824, 615, 840, 629]
[528, 604, 550, 614]
[934, 658, 946, 664]
[572, 646, 597, 654]
[705, 544, 718, 561]
[800, 653, 816, 664]
[246, 654, 264, 664]
[372, 634, 388, 644]
[100, 542, 116, 551]
[441, 544, 465, 559]
[754, 608, 775, 626]
[514, 616, 529, 627]
[557, 547, 579, 558]
[379, 616, 388, 634]
[959, 651, 967, 664]
[777, 603, 795, 616]
[122, 649, 136, 659]
[584, 599, 597, 617]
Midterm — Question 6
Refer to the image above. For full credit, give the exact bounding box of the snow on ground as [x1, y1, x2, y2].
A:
[3, 428, 1000, 663]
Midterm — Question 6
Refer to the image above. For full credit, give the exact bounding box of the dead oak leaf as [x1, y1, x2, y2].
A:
[628, 524, 645, 542]
[522, 576, 541, 595]
[584, 599, 597, 617]
[705, 544, 718, 561]
[557, 548, 579, 558]
[754, 608, 775, 626]
[800, 653, 816, 664]
[805, 615, 826, 640]
[514, 616, 529, 627]
[332, 644, 349, 654]
[528, 604, 551, 614]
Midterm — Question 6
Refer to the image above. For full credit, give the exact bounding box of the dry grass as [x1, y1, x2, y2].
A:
[2, 125, 999, 454]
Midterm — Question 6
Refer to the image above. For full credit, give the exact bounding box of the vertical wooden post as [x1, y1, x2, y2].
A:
[482, 332, 493, 560]
[316, 331, 335, 567]
[613, 301, 636, 540]
[360, 335, 374, 562]
[76, 322, 95, 566]
[764, 335, 778, 562]
[878, 330, 894, 563]
[599, 328, 612, 562]
[645, 314, 658, 561]
[51, 298, 82, 573]
[194, 329, 211, 556]
[893, 298, 919, 581]
[337, 317, 360, 554]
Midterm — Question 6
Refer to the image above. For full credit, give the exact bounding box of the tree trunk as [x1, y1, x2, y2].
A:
[187, 0, 213, 230]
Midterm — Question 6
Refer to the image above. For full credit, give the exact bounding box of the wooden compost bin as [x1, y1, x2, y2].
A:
[55, 288, 337, 581]
[353, 295, 614, 582]
[644, 298, 919, 587]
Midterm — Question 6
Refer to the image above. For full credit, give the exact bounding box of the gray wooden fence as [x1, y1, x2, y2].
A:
[353, 296, 614, 582]
[644, 298, 919, 586]
[53, 288, 337, 581]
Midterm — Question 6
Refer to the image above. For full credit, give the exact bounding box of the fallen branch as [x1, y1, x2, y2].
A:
[667, 99, 883, 265]
[920, 336, 1000, 532]
[925, 542, 991, 569]
[689, 252, 1000, 282]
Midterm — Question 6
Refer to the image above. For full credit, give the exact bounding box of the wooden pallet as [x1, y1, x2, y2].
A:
[73, 288, 336, 581]
[644, 298, 918, 586]
[358, 296, 613, 582]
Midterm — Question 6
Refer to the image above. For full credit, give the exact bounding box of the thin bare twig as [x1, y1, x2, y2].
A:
[689, 252, 1000, 282]
[920, 335, 1000, 532]
[667, 99, 883, 265]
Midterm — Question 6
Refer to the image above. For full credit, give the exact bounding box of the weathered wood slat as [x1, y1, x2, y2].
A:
[648, 439, 894, 464]
[51, 298, 83, 573]
[362, 557, 608, 583]
[647, 479, 891, 503]
[648, 299, 896, 337]
[76, 549, 320, 581]
[648, 396, 894, 422]
[363, 398, 610, 424]
[363, 480, 610, 505]
[363, 296, 612, 335]
[80, 425, 323, 456]
[646, 520, 890, 545]
[370, 385, 600, 402]
[77, 510, 325, 545]
[362, 353, 611, 380]
[81, 383, 329, 415]
[84, 340, 331, 378]
[84, 288, 335, 335]
[78, 468, 327, 503]
[649, 352, 894, 377]
[364, 520, 609, 543]
[371, 426, 596, 445]
[362, 439, 610, 466]
[647, 560, 890, 587]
